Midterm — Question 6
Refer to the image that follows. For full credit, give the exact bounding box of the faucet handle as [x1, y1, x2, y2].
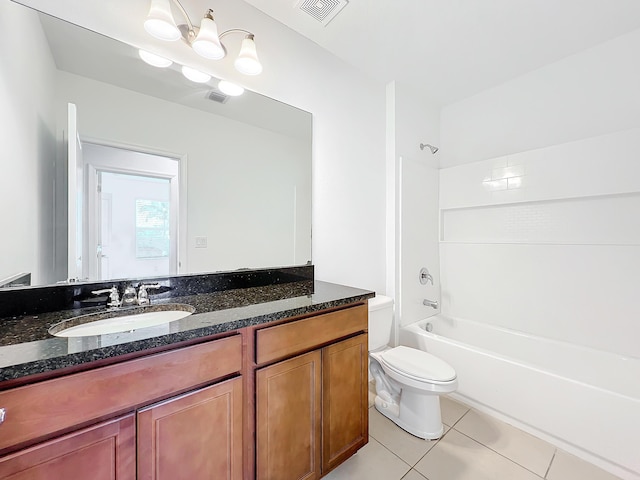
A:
[137, 283, 161, 306]
[91, 286, 121, 307]
[419, 267, 434, 285]
[121, 285, 138, 306]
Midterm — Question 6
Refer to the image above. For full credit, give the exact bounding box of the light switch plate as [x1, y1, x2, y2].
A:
[195, 236, 208, 248]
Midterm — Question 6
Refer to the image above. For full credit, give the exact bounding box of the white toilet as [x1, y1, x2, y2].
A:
[368, 295, 457, 439]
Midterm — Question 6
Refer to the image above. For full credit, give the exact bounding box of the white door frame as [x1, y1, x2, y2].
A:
[81, 137, 188, 279]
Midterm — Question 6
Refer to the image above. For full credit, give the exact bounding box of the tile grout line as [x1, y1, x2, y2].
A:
[409, 423, 455, 468]
[448, 406, 472, 429]
[366, 432, 414, 475]
[408, 403, 472, 468]
[452, 427, 547, 479]
[544, 450, 557, 479]
[369, 406, 450, 470]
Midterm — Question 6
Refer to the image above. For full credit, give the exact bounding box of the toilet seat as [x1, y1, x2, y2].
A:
[379, 346, 456, 384]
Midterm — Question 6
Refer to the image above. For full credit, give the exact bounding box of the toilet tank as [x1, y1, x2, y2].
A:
[368, 295, 394, 351]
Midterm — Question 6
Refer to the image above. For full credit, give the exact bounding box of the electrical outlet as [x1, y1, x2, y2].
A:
[195, 236, 208, 248]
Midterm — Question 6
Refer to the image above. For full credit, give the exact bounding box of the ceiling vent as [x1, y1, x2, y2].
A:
[206, 90, 229, 104]
[295, 0, 348, 26]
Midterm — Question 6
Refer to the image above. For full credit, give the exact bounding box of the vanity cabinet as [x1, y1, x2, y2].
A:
[254, 304, 369, 479]
[0, 414, 135, 479]
[0, 335, 243, 479]
[0, 299, 370, 479]
[138, 377, 243, 480]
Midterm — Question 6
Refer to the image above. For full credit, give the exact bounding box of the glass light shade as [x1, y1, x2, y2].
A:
[218, 80, 245, 96]
[138, 50, 173, 68]
[144, 0, 181, 41]
[192, 17, 225, 60]
[181, 66, 211, 83]
[234, 36, 263, 75]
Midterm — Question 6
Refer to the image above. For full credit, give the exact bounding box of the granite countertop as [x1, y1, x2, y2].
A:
[0, 281, 374, 383]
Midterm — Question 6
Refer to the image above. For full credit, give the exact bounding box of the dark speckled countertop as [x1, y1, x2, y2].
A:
[0, 281, 374, 383]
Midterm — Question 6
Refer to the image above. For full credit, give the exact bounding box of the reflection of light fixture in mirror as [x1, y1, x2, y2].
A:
[144, 0, 263, 75]
[218, 80, 244, 96]
[138, 49, 173, 68]
[181, 66, 211, 83]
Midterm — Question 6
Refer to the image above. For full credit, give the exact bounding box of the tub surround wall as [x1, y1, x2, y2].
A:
[439, 129, 640, 358]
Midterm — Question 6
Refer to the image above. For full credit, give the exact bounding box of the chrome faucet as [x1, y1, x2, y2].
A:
[137, 283, 162, 306]
[419, 267, 434, 285]
[91, 286, 121, 308]
[121, 285, 138, 307]
[423, 298, 439, 309]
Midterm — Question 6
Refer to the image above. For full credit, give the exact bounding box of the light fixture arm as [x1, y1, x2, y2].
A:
[145, 0, 262, 76]
[219, 29, 254, 40]
[168, 0, 195, 35]
[167, 0, 256, 42]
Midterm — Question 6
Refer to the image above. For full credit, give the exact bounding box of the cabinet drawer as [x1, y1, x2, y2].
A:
[0, 335, 241, 453]
[255, 304, 367, 365]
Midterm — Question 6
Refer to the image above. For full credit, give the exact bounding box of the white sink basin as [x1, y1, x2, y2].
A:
[49, 304, 195, 338]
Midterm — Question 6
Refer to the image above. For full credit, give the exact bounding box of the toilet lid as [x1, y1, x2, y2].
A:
[380, 346, 456, 383]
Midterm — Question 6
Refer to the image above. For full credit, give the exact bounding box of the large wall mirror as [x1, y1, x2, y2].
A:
[0, 0, 312, 288]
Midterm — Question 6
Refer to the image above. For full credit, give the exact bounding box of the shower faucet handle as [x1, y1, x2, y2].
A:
[419, 267, 434, 285]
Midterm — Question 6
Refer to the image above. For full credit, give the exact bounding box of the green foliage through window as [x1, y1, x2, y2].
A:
[136, 199, 170, 258]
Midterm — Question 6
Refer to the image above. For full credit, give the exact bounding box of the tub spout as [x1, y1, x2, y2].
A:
[423, 299, 439, 309]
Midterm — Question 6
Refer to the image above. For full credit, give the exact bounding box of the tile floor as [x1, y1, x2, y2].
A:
[324, 388, 622, 480]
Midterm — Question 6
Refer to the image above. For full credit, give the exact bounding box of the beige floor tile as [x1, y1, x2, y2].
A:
[454, 409, 555, 476]
[401, 469, 429, 480]
[414, 429, 542, 480]
[441, 395, 470, 427]
[322, 436, 411, 480]
[547, 450, 622, 480]
[369, 407, 439, 466]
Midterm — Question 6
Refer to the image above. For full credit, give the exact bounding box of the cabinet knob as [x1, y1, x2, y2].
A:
[0, 408, 5, 425]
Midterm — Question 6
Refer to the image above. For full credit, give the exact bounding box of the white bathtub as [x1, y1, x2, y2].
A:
[401, 315, 640, 480]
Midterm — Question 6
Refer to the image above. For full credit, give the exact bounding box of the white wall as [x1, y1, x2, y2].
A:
[55, 71, 311, 274]
[0, 2, 57, 285]
[440, 28, 640, 168]
[22, 0, 388, 293]
[386, 82, 441, 338]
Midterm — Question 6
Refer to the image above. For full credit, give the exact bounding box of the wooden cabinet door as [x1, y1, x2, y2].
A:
[321, 334, 368, 474]
[256, 350, 322, 480]
[137, 377, 243, 480]
[0, 414, 135, 480]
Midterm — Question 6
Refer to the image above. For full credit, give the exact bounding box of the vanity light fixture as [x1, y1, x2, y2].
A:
[144, 0, 263, 76]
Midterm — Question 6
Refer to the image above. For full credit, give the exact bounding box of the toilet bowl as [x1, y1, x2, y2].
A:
[369, 296, 457, 439]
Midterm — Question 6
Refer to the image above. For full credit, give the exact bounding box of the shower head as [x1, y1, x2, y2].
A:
[420, 143, 439, 154]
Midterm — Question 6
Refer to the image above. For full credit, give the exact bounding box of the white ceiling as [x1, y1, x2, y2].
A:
[243, 0, 640, 106]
